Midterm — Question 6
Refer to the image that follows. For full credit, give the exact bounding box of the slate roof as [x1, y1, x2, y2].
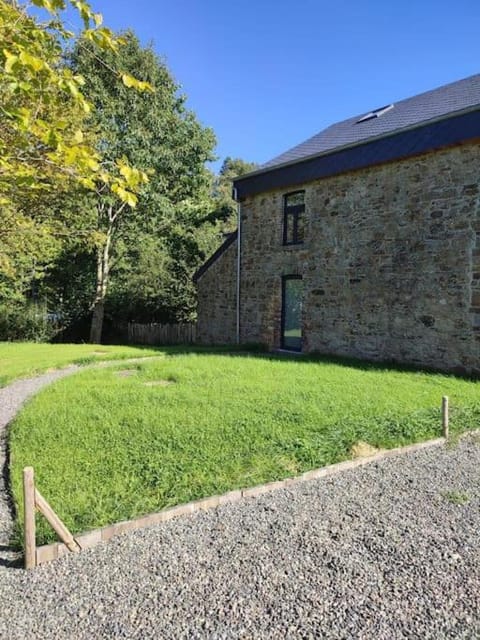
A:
[233, 73, 480, 200]
[193, 230, 237, 282]
[262, 73, 480, 169]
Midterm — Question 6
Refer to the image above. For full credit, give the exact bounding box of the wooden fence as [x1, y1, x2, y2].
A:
[127, 322, 196, 345]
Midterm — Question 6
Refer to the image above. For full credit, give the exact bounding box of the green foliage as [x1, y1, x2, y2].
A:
[208, 156, 258, 232]
[0, 301, 56, 343]
[9, 350, 480, 545]
[0, 185, 98, 306]
[102, 216, 227, 325]
[0, 0, 150, 201]
[0, 0, 156, 313]
[37, 242, 96, 330]
[69, 30, 215, 206]
[100, 154, 258, 325]
[0, 0, 255, 331]
[0, 0, 94, 207]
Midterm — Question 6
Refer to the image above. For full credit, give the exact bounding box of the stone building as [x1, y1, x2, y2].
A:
[195, 74, 480, 373]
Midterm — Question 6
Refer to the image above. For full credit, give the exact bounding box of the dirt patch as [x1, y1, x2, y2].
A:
[91, 350, 108, 355]
[116, 369, 137, 378]
[143, 380, 174, 387]
[350, 441, 382, 459]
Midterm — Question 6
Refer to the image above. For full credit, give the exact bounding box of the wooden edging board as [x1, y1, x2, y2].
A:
[34, 436, 448, 566]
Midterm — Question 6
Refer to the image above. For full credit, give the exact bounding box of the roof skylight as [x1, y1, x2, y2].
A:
[356, 104, 394, 124]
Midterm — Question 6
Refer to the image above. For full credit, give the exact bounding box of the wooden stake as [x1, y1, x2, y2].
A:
[442, 396, 449, 438]
[34, 489, 80, 552]
[23, 467, 36, 570]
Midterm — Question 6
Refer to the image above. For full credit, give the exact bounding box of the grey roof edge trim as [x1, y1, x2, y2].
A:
[233, 104, 480, 190]
[193, 230, 238, 283]
[233, 109, 480, 200]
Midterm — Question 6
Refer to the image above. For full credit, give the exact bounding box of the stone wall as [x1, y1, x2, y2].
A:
[196, 237, 237, 344]
[197, 141, 480, 372]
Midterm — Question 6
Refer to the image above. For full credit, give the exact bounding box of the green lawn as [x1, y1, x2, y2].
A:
[0, 342, 163, 387]
[9, 350, 480, 546]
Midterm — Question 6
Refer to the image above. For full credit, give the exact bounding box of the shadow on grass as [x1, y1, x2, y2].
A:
[133, 342, 480, 382]
[71, 344, 168, 366]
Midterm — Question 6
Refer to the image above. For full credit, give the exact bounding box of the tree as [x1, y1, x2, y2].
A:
[209, 157, 258, 232]
[1, 2, 254, 338]
[68, 32, 216, 342]
[0, 0, 153, 279]
[1, 1, 87, 280]
[105, 157, 259, 327]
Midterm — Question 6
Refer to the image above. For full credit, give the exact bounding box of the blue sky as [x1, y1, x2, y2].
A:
[66, 0, 479, 171]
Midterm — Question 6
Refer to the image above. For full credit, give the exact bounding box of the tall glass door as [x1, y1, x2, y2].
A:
[281, 276, 303, 351]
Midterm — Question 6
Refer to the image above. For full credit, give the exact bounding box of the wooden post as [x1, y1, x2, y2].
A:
[34, 489, 80, 552]
[23, 467, 36, 570]
[442, 395, 449, 438]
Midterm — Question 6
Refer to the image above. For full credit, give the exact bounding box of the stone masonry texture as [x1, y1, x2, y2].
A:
[196, 236, 237, 345]
[196, 142, 480, 373]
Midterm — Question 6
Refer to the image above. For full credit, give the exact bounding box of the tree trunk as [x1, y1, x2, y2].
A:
[89, 222, 112, 344]
[89, 299, 105, 344]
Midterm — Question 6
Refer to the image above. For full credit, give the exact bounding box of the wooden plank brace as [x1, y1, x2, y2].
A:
[34, 489, 80, 553]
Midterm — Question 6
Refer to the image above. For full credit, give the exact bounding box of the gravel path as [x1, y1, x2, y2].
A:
[1, 435, 479, 639]
[0, 366, 80, 567]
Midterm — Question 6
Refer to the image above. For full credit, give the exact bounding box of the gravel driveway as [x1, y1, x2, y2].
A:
[1, 435, 479, 639]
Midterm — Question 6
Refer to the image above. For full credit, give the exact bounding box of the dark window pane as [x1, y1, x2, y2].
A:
[285, 192, 304, 208]
[282, 277, 303, 351]
[285, 213, 295, 244]
[296, 213, 305, 243]
[283, 191, 305, 245]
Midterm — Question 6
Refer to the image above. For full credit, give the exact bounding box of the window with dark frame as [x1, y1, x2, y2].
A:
[283, 191, 305, 245]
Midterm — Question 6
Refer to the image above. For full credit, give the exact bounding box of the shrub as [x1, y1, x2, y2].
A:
[0, 302, 58, 342]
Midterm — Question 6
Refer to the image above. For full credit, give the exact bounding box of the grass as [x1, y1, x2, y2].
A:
[8, 349, 480, 546]
[0, 341, 164, 387]
[441, 490, 471, 505]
